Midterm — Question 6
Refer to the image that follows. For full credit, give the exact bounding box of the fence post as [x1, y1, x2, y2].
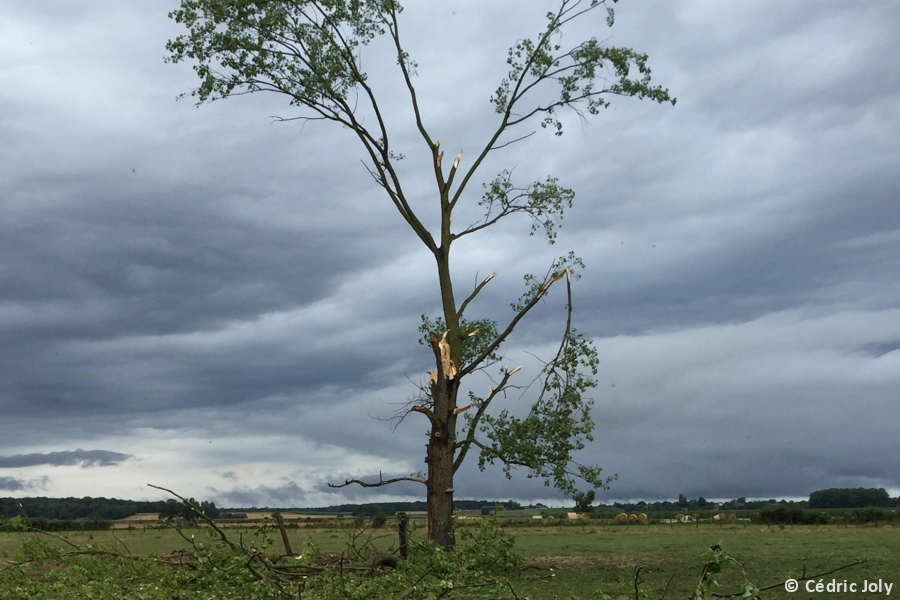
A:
[273, 512, 294, 556]
[397, 512, 409, 559]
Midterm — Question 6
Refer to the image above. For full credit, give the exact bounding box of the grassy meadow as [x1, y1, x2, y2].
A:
[2, 520, 897, 599]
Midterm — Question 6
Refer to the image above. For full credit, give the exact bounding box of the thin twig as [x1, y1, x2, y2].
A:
[147, 483, 235, 549]
[658, 570, 676, 600]
[633, 565, 644, 600]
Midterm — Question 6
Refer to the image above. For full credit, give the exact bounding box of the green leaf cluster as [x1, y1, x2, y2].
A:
[166, 0, 394, 109]
[476, 171, 575, 244]
[473, 326, 605, 496]
[491, 0, 674, 136]
[511, 252, 584, 312]
[692, 545, 760, 600]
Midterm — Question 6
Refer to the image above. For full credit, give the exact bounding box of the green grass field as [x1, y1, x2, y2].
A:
[2, 523, 897, 599]
[507, 524, 898, 599]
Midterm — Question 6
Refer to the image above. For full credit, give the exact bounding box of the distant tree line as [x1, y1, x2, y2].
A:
[808, 488, 892, 509]
[4, 489, 893, 522]
[756, 504, 897, 526]
[0, 497, 522, 521]
[0, 497, 172, 520]
[158, 499, 220, 521]
[600, 488, 898, 514]
[601, 497, 764, 514]
[5, 518, 114, 532]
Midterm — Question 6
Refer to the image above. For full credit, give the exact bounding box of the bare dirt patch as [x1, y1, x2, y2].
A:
[117, 513, 161, 522]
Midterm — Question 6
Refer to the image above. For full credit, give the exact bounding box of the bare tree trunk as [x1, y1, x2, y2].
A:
[424, 246, 460, 549]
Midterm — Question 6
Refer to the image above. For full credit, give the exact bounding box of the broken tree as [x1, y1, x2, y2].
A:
[166, 0, 674, 549]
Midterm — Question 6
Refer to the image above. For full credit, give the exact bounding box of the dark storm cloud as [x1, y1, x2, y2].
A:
[0, 168, 407, 341]
[577, 176, 900, 336]
[0, 477, 27, 491]
[1, 0, 898, 505]
[565, 119, 900, 336]
[1, 150, 425, 420]
[862, 341, 900, 358]
[0, 449, 131, 468]
[0, 476, 50, 492]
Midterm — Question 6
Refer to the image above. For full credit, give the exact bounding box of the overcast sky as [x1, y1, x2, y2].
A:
[1, 0, 898, 509]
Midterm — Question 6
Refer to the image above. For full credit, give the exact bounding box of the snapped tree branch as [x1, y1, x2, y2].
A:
[328, 471, 426, 489]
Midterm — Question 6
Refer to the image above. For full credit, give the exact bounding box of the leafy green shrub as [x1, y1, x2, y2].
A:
[1, 516, 533, 600]
[3, 517, 113, 532]
[757, 505, 809, 525]
[852, 507, 895, 524]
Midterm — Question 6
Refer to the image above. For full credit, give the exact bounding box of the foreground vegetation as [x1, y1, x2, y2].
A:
[2, 517, 894, 599]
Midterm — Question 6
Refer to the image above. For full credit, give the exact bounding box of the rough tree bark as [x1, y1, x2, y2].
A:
[425, 372, 456, 549]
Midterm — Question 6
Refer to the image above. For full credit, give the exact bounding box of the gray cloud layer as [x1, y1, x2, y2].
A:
[0, 450, 132, 469]
[0, 0, 898, 506]
[0, 476, 50, 492]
